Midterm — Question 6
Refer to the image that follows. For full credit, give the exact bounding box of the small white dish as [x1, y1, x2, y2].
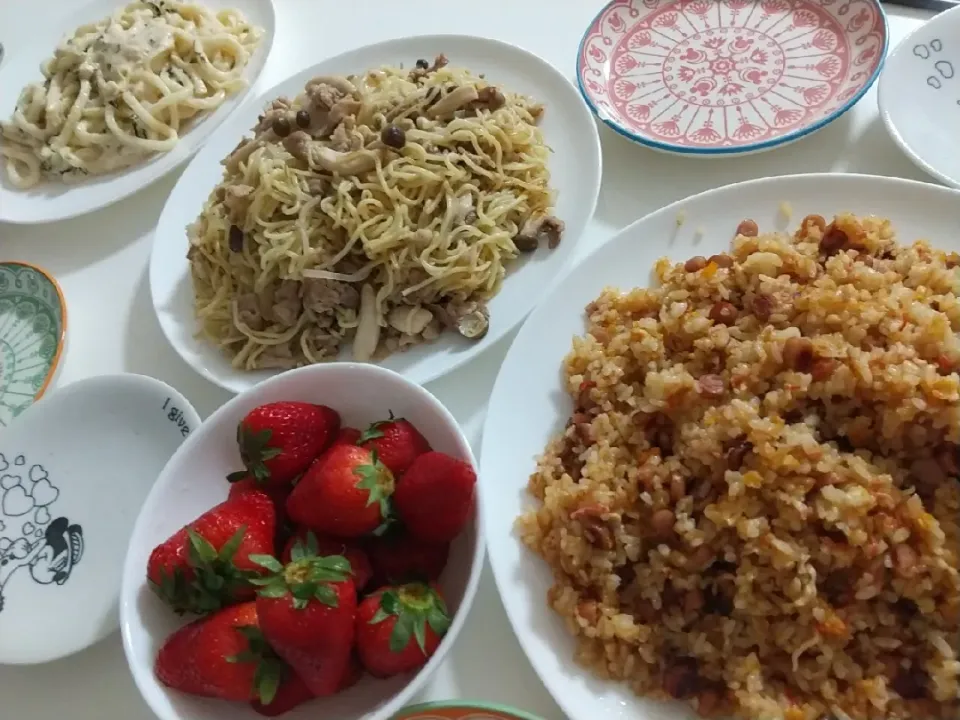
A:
[0, 0, 276, 224]
[120, 362, 484, 720]
[0, 373, 199, 665]
[149, 34, 602, 393]
[879, 4, 960, 188]
[480, 173, 960, 720]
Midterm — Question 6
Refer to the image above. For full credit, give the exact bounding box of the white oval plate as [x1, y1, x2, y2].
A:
[480, 174, 960, 720]
[150, 34, 602, 394]
[878, 4, 960, 188]
[0, 0, 276, 224]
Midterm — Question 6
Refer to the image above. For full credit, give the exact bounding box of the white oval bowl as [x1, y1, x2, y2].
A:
[0, 0, 276, 224]
[150, 33, 601, 392]
[120, 362, 483, 720]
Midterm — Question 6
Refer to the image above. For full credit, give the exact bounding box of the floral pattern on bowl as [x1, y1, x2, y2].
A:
[577, 0, 888, 155]
[0, 262, 66, 428]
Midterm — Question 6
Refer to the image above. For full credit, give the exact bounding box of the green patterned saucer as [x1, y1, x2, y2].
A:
[394, 701, 546, 720]
[0, 262, 66, 428]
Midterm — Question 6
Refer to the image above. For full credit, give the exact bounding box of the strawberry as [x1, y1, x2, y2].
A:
[286, 445, 394, 538]
[393, 451, 476, 543]
[147, 491, 276, 614]
[155, 601, 283, 704]
[251, 542, 357, 697]
[355, 582, 451, 678]
[332, 427, 362, 447]
[230, 402, 340, 489]
[251, 671, 313, 717]
[229, 475, 290, 505]
[250, 654, 362, 716]
[281, 530, 373, 592]
[358, 415, 431, 476]
[339, 652, 364, 691]
[366, 531, 449, 586]
[229, 475, 294, 543]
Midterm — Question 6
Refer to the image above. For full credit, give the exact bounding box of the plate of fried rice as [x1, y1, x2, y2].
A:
[480, 174, 960, 720]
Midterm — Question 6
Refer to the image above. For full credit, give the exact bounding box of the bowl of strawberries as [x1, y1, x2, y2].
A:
[119, 362, 483, 720]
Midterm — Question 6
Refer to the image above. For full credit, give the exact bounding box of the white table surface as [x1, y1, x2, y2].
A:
[0, 1, 938, 717]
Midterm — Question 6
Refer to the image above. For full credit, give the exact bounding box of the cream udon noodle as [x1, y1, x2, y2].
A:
[0, 1, 261, 189]
[187, 55, 563, 370]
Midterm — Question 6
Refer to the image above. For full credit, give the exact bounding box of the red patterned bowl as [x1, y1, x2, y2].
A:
[577, 0, 888, 155]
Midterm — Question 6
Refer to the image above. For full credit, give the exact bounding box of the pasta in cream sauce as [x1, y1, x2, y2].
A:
[0, 0, 262, 189]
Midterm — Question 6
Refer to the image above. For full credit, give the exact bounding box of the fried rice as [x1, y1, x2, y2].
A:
[518, 214, 960, 719]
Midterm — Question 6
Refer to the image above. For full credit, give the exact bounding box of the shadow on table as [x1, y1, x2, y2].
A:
[592, 109, 936, 232]
[841, 115, 932, 181]
[0, 634, 152, 720]
[121, 263, 233, 418]
[4, 171, 182, 276]
[410, 560, 564, 716]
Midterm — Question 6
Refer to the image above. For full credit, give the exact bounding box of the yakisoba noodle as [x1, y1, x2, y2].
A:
[187, 56, 564, 370]
[0, 0, 261, 189]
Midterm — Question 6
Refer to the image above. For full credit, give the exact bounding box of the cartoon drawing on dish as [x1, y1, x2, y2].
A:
[0, 452, 84, 613]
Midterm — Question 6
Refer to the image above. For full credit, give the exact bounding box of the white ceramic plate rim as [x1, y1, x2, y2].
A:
[0, 0, 276, 224]
[576, 0, 890, 156]
[877, 3, 960, 190]
[119, 362, 486, 720]
[480, 173, 960, 720]
[149, 33, 602, 393]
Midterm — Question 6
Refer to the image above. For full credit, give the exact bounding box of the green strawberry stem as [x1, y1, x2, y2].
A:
[250, 535, 352, 611]
[369, 583, 451, 654]
[357, 410, 397, 444]
[225, 470, 250, 484]
[226, 624, 285, 705]
[353, 450, 394, 518]
[371, 514, 400, 538]
[237, 424, 282, 482]
[150, 526, 253, 616]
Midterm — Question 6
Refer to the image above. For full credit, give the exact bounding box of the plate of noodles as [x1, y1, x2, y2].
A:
[480, 173, 960, 720]
[0, 0, 275, 224]
[149, 34, 602, 391]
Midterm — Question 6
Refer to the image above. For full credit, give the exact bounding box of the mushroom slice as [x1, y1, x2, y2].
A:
[456, 304, 490, 340]
[427, 86, 480, 119]
[224, 135, 268, 172]
[451, 193, 476, 225]
[282, 130, 312, 163]
[312, 146, 378, 175]
[388, 306, 433, 336]
[306, 75, 358, 98]
[513, 214, 566, 251]
[352, 284, 381, 362]
[325, 98, 362, 129]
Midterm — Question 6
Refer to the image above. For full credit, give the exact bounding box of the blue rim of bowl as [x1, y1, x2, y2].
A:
[575, 0, 890, 156]
[395, 700, 545, 720]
